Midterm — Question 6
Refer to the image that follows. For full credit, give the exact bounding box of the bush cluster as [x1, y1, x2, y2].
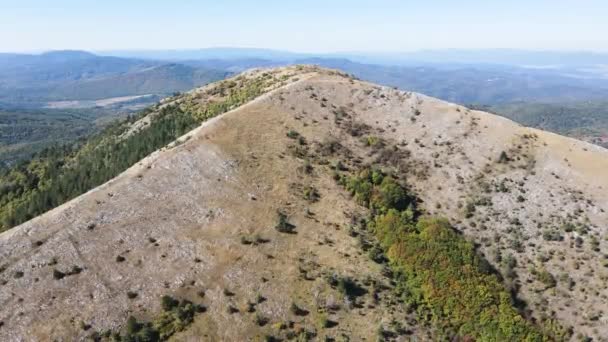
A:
[339, 168, 568, 341]
[113, 295, 205, 342]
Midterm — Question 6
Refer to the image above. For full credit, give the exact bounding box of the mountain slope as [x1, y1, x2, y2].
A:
[0, 66, 607, 341]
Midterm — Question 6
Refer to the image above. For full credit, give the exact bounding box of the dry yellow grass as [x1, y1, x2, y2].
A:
[1, 66, 607, 341]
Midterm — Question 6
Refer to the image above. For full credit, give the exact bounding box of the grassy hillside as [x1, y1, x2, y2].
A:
[295, 59, 608, 148]
[2, 66, 586, 341]
[0, 69, 284, 230]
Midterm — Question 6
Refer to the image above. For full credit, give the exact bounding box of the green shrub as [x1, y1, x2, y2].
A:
[344, 169, 414, 213]
[562, 223, 575, 232]
[161, 295, 178, 311]
[537, 270, 557, 289]
[116, 296, 204, 341]
[364, 136, 382, 147]
[376, 177, 409, 211]
[336, 276, 365, 300]
[240, 235, 253, 245]
[367, 244, 386, 263]
[317, 313, 330, 329]
[498, 151, 509, 163]
[255, 313, 268, 326]
[590, 236, 600, 252]
[275, 211, 295, 233]
[542, 230, 563, 242]
[464, 202, 476, 218]
[52, 269, 65, 280]
[386, 217, 544, 340]
[290, 302, 308, 316]
[303, 186, 320, 202]
[125, 316, 140, 335]
[286, 130, 300, 139]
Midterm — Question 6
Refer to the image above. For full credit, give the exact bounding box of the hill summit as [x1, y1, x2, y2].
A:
[1, 66, 607, 341]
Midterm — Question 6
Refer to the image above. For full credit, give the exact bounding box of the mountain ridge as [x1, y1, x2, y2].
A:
[1, 66, 607, 341]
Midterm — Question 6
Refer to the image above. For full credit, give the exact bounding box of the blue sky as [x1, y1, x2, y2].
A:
[1, 0, 607, 52]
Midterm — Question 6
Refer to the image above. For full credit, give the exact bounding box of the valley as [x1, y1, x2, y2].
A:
[45, 94, 158, 110]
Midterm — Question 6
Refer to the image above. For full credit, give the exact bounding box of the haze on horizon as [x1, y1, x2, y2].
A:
[2, 0, 608, 53]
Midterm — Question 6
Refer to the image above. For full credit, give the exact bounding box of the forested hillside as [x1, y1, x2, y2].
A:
[485, 101, 608, 148]
[0, 106, 137, 167]
[0, 69, 286, 230]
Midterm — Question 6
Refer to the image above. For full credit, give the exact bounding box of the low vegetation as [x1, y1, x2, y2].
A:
[339, 168, 569, 340]
[0, 74, 277, 231]
[0, 107, 119, 167]
[275, 211, 295, 233]
[93, 295, 205, 341]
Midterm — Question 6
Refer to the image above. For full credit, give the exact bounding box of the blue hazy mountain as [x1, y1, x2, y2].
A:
[101, 47, 608, 68]
[3, 49, 608, 106]
[2, 48, 608, 170]
[100, 47, 310, 61]
[0, 50, 227, 104]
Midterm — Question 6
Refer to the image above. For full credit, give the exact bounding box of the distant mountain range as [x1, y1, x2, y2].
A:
[297, 57, 608, 104]
[2, 49, 608, 165]
[4, 49, 608, 106]
[101, 47, 608, 68]
[0, 51, 157, 88]
[0, 50, 228, 105]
